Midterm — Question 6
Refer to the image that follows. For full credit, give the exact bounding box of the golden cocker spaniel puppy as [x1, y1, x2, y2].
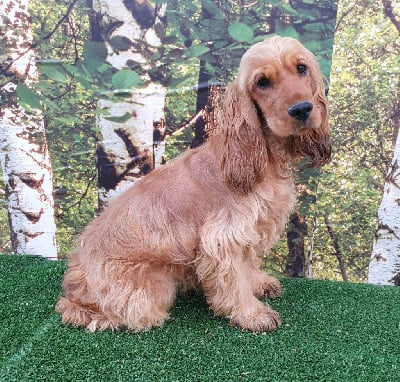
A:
[56, 36, 330, 333]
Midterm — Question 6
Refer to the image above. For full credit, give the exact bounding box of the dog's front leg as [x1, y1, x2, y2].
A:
[196, 238, 281, 333]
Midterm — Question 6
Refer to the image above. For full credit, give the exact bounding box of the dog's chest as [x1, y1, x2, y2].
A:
[254, 176, 296, 249]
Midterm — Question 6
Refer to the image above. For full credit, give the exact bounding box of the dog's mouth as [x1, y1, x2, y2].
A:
[292, 119, 313, 134]
[287, 132, 331, 167]
[253, 101, 331, 167]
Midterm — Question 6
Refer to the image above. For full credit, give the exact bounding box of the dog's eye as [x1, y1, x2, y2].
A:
[297, 64, 307, 76]
[257, 77, 270, 89]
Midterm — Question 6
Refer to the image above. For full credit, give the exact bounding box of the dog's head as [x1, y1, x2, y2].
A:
[221, 36, 331, 193]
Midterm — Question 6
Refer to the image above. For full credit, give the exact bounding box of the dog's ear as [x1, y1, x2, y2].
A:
[290, 61, 331, 167]
[220, 81, 268, 193]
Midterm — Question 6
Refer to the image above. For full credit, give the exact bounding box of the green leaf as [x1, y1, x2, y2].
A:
[97, 63, 112, 74]
[275, 3, 298, 16]
[64, 63, 82, 76]
[169, 74, 196, 90]
[16, 84, 42, 110]
[109, 36, 133, 51]
[53, 115, 81, 125]
[83, 41, 108, 71]
[41, 97, 58, 110]
[186, 45, 210, 58]
[201, 0, 224, 19]
[104, 112, 131, 123]
[76, 76, 92, 90]
[228, 22, 254, 42]
[274, 22, 299, 40]
[320, 61, 332, 81]
[40, 64, 69, 83]
[111, 69, 141, 89]
[304, 40, 323, 53]
[163, 35, 178, 44]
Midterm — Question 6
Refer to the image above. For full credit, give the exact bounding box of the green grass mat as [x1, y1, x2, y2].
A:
[0, 255, 399, 381]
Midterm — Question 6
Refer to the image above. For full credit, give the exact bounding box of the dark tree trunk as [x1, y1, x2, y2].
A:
[285, 211, 307, 277]
[324, 212, 348, 281]
[191, 60, 212, 148]
[191, 64, 224, 147]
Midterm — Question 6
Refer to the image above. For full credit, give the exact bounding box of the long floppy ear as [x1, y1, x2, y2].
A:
[220, 81, 268, 193]
[290, 59, 331, 167]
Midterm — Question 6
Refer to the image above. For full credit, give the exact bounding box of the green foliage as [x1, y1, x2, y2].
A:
[307, 0, 400, 281]
[265, 0, 399, 283]
[28, 0, 98, 257]
[165, 0, 337, 85]
[40, 64, 69, 84]
[12, 0, 391, 286]
[0, 0, 338, 261]
[228, 22, 254, 42]
[82, 41, 108, 71]
[1, 0, 395, 284]
[111, 69, 142, 90]
[16, 83, 42, 110]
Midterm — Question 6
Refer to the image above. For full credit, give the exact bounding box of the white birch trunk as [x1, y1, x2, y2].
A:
[0, 0, 58, 259]
[92, 0, 167, 208]
[368, 130, 400, 285]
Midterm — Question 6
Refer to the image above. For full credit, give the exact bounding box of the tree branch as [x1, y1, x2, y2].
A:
[166, 110, 204, 138]
[58, 172, 97, 216]
[382, 0, 400, 34]
[324, 212, 349, 282]
[3, 0, 80, 74]
[335, 3, 357, 32]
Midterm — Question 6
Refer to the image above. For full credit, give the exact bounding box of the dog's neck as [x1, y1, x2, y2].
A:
[263, 130, 295, 176]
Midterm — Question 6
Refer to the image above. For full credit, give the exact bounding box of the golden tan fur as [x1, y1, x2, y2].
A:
[56, 36, 330, 333]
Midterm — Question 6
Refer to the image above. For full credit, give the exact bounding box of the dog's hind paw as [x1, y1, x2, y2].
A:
[253, 275, 283, 299]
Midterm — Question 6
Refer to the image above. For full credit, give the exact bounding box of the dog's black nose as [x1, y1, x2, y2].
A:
[288, 101, 313, 121]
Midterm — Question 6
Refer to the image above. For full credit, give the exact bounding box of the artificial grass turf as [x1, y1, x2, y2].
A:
[0, 255, 399, 382]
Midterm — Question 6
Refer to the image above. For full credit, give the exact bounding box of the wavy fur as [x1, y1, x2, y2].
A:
[56, 36, 330, 333]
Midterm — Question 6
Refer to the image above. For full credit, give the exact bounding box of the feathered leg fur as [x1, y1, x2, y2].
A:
[56, 253, 178, 332]
[196, 219, 282, 332]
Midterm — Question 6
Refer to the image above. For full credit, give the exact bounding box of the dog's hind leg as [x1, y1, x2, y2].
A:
[55, 256, 121, 331]
[248, 256, 283, 299]
[57, 257, 178, 332]
[97, 262, 178, 332]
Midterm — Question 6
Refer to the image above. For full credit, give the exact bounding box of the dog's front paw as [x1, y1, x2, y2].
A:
[253, 275, 283, 299]
[230, 306, 281, 333]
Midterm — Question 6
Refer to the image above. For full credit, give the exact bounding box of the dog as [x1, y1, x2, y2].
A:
[56, 36, 330, 333]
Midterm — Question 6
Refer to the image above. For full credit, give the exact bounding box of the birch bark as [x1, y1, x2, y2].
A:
[90, 0, 167, 208]
[368, 129, 400, 285]
[0, 0, 57, 258]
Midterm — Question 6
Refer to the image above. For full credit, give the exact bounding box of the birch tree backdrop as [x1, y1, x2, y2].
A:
[326, 0, 399, 283]
[0, 0, 57, 259]
[0, 0, 398, 284]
